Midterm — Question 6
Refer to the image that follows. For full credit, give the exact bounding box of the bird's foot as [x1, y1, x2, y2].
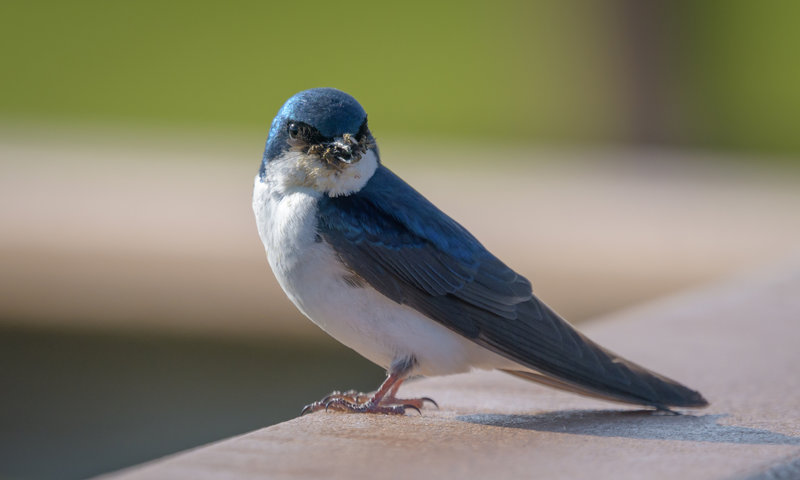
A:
[323, 397, 416, 415]
[300, 390, 367, 415]
[300, 371, 437, 416]
[382, 394, 438, 410]
[300, 390, 437, 416]
[324, 389, 370, 404]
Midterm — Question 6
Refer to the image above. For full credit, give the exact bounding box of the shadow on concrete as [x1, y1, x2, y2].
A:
[457, 410, 800, 446]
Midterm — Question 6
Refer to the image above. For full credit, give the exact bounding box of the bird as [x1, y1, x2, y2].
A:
[252, 87, 708, 415]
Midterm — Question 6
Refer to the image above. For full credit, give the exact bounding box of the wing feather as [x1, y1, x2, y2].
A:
[317, 165, 707, 408]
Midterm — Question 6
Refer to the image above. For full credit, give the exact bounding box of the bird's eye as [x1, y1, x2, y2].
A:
[287, 123, 300, 139]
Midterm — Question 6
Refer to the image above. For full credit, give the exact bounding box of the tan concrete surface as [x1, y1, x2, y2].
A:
[2, 132, 800, 339]
[101, 258, 800, 480]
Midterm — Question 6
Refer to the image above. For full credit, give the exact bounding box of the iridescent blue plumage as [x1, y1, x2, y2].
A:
[262, 88, 368, 174]
[318, 164, 534, 335]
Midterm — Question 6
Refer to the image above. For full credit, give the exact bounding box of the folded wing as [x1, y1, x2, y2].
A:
[317, 165, 707, 409]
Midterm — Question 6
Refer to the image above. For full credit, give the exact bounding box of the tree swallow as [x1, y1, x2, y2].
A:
[253, 88, 708, 415]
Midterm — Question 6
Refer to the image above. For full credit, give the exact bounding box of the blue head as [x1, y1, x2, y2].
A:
[260, 88, 377, 179]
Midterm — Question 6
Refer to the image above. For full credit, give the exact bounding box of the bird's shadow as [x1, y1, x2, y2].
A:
[457, 410, 800, 446]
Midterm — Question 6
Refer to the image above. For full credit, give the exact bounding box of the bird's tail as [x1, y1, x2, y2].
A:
[500, 328, 708, 409]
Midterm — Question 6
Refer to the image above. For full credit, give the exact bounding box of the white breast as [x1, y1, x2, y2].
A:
[252, 153, 517, 376]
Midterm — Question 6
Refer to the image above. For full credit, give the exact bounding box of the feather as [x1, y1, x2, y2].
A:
[317, 165, 707, 408]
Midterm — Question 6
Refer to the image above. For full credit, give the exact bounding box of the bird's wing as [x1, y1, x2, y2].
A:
[316, 165, 707, 408]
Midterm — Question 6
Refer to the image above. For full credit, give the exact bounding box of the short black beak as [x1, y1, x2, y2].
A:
[329, 143, 354, 164]
[311, 134, 366, 167]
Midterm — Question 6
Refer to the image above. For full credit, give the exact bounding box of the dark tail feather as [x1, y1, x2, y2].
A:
[500, 331, 709, 409]
[475, 298, 709, 409]
[502, 367, 707, 410]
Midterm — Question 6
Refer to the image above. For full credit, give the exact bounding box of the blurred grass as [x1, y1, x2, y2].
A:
[2, 1, 799, 156]
[671, 2, 800, 154]
[0, 1, 621, 143]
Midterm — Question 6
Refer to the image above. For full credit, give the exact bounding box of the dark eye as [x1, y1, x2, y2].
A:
[287, 123, 300, 139]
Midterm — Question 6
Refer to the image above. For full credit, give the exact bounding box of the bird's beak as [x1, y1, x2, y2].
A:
[309, 133, 368, 169]
[330, 138, 355, 164]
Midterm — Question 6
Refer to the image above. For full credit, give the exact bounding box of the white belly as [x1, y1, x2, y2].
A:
[252, 176, 515, 376]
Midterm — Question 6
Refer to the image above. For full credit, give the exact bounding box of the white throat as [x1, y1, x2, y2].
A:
[263, 148, 379, 197]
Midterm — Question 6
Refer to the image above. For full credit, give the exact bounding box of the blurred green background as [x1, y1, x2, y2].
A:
[3, 0, 800, 154]
[2, 1, 800, 479]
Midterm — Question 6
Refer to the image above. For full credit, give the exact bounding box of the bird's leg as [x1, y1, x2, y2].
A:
[381, 379, 439, 410]
[300, 356, 437, 415]
[324, 372, 411, 414]
[301, 372, 407, 415]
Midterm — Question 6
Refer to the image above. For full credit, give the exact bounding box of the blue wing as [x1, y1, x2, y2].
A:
[316, 165, 707, 409]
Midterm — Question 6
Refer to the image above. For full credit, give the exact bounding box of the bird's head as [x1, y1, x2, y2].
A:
[260, 88, 379, 197]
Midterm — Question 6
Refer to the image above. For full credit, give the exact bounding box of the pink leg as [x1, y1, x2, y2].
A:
[301, 373, 436, 415]
[383, 379, 438, 410]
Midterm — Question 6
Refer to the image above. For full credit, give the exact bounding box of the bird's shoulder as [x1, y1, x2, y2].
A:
[317, 165, 482, 261]
[316, 165, 534, 330]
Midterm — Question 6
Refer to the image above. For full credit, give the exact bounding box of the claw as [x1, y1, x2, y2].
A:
[321, 390, 343, 404]
[300, 400, 325, 416]
[421, 397, 439, 409]
[404, 404, 422, 415]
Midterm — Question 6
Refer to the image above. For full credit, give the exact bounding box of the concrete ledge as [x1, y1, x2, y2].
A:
[101, 258, 800, 480]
